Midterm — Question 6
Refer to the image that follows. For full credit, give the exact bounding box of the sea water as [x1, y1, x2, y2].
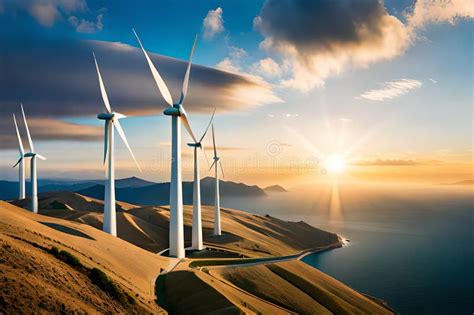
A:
[221, 182, 473, 315]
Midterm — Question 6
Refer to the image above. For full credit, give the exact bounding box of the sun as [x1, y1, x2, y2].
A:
[324, 154, 346, 174]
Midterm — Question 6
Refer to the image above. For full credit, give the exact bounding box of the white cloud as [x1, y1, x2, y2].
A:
[429, 78, 438, 84]
[27, 1, 61, 26]
[251, 57, 282, 78]
[69, 12, 103, 33]
[215, 57, 241, 73]
[407, 0, 474, 29]
[358, 79, 423, 102]
[203, 7, 224, 39]
[229, 46, 247, 59]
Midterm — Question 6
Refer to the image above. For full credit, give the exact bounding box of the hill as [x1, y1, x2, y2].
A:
[0, 201, 168, 313]
[76, 177, 266, 206]
[444, 180, 474, 186]
[9, 191, 340, 255]
[264, 184, 288, 192]
[0, 177, 267, 204]
[2, 193, 393, 314]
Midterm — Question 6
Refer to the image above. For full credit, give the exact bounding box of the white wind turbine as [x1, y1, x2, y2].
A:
[93, 53, 141, 237]
[12, 113, 26, 200]
[209, 124, 224, 236]
[20, 104, 46, 213]
[133, 29, 198, 258]
[188, 110, 215, 250]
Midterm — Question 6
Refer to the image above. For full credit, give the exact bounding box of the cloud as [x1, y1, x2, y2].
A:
[357, 79, 422, 101]
[1, 0, 103, 32]
[0, 37, 281, 148]
[216, 57, 241, 73]
[429, 78, 437, 84]
[0, 116, 102, 150]
[68, 11, 103, 33]
[251, 57, 282, 78]
[407, 0, 474, 29]
[203, 7, 224, 39]
[254, 0, 412, 91]
[354, 159, 441, 166]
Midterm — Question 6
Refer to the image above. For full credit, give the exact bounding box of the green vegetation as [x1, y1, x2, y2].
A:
[49, 246, 83, 268]
[155, 274, 168, 310]
[88, 268, 135, 305]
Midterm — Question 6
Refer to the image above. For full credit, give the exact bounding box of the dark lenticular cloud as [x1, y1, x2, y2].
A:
[0, 37, 280, 149]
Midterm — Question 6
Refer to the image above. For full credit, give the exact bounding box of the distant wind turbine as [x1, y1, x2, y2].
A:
[93, 53, 141, 236]
[20, 104, 46, 213]
[12, 113, 26, 199]
[210, 124, 224, 236]
[188, 109, 215, 250]
[133, 29, 198, 258]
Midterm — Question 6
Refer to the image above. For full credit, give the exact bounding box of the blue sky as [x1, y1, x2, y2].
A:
[0, 0, 472, 186]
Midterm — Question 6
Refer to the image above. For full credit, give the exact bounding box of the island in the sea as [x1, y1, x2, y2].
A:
[0, 185, 395, 314]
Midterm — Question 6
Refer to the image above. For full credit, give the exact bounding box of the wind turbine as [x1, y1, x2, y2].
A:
[93, 53, 141, 237]
[133, 29, 198, 258]
[20, 104, 46, 213]
[209, 124, 224, 236]
[188, 110, 215, 250]
[12, 113, 26, 199]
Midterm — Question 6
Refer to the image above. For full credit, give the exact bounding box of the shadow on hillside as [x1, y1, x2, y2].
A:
[38, 221, 96, 241]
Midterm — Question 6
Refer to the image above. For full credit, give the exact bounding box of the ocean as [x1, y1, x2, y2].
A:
[220, 182, 473, 314]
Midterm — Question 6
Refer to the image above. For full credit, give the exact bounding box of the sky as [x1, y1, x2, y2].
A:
[0, 0, 472, 187]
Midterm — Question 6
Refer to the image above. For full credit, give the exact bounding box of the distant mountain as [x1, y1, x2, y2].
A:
[444, 180, 474, 186]
[115, 176, 155, 188]
[77, 177, 266, 206]
[264, 185, 287, 192]
[0, 181, 19, 200]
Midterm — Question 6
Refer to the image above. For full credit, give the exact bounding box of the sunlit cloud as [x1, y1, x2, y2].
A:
[353, 158, 442, 166]
[202, 7, 224, 39]
[1, 0, 103, 32]
[254, 0, 412, 91]
[407, 0, 474, 29]
[251, 57, 282, 78]
[357, 79, 423, 102]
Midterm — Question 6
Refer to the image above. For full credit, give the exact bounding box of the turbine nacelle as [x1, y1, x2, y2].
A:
[97, 112, 126, 121]
[163, 105, 185, 117]
[187, 142, 202, 148]
[23, 152, 46, 160]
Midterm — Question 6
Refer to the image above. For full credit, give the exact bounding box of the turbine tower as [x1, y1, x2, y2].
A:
[210, 124, 224, 236]
[187, 110, 215, 250]
[93, 53, 141, 236]
[20, 104, 46, 213]
[133, 29, 198, 258]
[12, 113, 26, 199]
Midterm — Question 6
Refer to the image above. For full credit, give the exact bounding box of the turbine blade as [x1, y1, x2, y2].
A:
[20, 103, 34, 153]
[93, 53, 112, 113]
[180, 110, 198, 143]
[211, 123, 217, 158]
[113, 119, 142, 172]
[13, 114, 25, 155]
[103, 121, 110, 164]
[219, 161, 224, 179]
[178, 34, 198, 105]
[201, 144, 210, 169]
[198, 108, 216, 143]
[133, 28, 173, 106]
[36, 154, 46, 160]
[209, 160, 216, 172]
[12, 157, 22, 168]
